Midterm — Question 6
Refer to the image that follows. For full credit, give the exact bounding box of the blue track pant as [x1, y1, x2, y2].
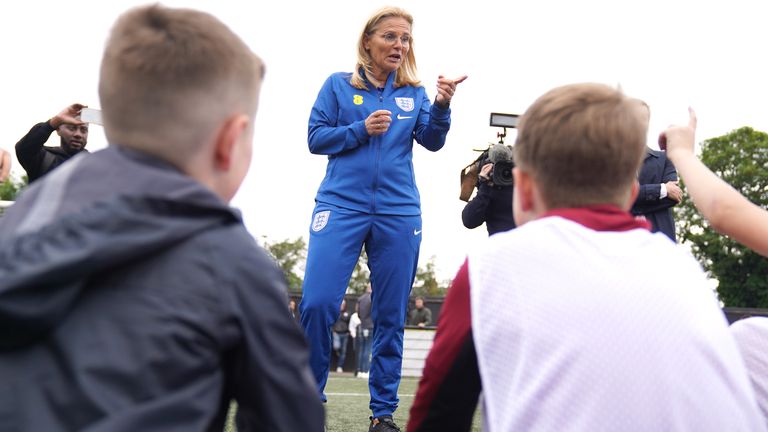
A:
[300, 203, 421, 417]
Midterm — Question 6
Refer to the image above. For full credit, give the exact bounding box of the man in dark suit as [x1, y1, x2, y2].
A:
[630, 101, 682, 242]
[631, 147, 682, 241]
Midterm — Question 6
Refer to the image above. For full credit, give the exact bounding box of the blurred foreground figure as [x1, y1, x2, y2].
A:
[409, 83, 764, 432]
[0, 5, 323, 431]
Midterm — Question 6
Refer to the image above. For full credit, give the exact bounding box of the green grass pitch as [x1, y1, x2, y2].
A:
[225, 373, 482, 431]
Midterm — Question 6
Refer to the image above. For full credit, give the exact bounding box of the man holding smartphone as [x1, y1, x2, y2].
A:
[15, 103, 90, 183]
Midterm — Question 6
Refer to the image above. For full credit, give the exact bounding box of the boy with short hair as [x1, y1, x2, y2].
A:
[408, 83, 764, 431]
[0, 5, 323, 431]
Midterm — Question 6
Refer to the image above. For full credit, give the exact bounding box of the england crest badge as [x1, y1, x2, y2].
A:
[395, 97, 415, 112]
[312, 210, 330, 232]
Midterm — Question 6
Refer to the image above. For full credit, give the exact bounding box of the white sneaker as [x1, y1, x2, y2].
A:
[358, 372, 369, 379]
[336, 367, 343, 373]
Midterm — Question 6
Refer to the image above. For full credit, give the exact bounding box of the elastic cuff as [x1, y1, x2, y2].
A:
[431, 100, 451, 117]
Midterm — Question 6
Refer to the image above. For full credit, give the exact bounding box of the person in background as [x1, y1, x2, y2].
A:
[332, 299, 351, 372]
[408, 296, 432, 327]
[356, 283, 374, 380]
[289, 298, 301, 323]
[299, 6, 466, 431]
[15, 103, 91, 183]
[349, 303, 362, 375]
[408, 83, 763, 431]
[630, 101, 682, 242]
[462, 144, 516, 236]
[0, 5, 323, 431]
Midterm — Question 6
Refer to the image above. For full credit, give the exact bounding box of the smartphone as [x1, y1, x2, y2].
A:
[80, 108, 103, 125]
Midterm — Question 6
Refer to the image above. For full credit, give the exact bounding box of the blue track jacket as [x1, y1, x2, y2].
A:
[308, 71, 451, 215]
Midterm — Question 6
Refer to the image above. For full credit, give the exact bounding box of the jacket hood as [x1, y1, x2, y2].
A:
[0, 146, 240, 350]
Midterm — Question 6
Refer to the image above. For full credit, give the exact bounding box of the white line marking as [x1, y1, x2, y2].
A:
[326, 392, 415, 397]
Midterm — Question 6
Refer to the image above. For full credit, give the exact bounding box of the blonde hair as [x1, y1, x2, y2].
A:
[350, 6, 420, 90]
[99, 5, 264, 166]
[514, 83, 646, 208]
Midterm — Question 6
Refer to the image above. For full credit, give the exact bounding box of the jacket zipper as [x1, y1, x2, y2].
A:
[371, 87, 385, 213]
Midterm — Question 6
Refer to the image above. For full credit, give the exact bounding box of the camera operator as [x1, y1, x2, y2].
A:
[461, 144, 516, 236]
[15, 103, 90, 183]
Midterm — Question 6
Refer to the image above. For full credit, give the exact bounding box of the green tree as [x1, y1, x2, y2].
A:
[347, 250, 370, 295]
[259, 239, 451, 297]
[0, 177, 26, 216]
[262, 237, 306, 292]
[0, 178, 24, 201]
[676, 127, 768, 307]
[349, 253, 451, 297]
[412, 256, 450, 297]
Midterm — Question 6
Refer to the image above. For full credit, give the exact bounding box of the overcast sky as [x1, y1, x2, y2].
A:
[2, 0, 766, 280]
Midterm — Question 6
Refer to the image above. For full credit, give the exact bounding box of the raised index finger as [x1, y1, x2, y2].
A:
[453, 75, 468, 85]
[688, 107, 697, 130]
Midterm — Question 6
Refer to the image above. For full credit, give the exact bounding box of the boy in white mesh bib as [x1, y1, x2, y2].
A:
[409, 83, 764, 432]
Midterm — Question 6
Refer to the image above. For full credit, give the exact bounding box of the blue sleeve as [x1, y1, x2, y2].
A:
[307, 75, 369, 155]
[413, 90, 451, 152]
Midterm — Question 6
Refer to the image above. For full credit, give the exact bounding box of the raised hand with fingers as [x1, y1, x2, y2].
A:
[50, 103, 87, 129]
[663, 107, 768, 257]
[365, 110, 392, 136]
[659, 107, 697, 156]
[478, 163, 493, 182]
[435, 74, 468, 108]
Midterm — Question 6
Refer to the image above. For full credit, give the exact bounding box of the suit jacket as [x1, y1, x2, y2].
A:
[631, 148, 678, 241]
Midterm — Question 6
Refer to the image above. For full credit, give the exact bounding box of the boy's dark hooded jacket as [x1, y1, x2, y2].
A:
[0, 146, 323, 431]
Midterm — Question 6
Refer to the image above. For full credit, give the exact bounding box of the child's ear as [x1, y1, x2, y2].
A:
[513, 167, 540, 226]
[213, 114, 249, 171]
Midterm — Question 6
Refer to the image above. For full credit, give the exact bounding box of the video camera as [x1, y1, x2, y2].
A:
[479, 143, 515, 186]
[459, 113, 519, 201]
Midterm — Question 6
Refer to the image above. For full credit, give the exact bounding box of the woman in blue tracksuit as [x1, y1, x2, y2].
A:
[299, 6, 466, 431]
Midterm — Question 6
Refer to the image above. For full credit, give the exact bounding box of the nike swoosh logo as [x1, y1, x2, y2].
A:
[397, 114, 413, 120]
[414, 229, 422, 235]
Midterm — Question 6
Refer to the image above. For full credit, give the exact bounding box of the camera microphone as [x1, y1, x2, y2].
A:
[483, 144, 515, 187]
[488, 144, 513, 163]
